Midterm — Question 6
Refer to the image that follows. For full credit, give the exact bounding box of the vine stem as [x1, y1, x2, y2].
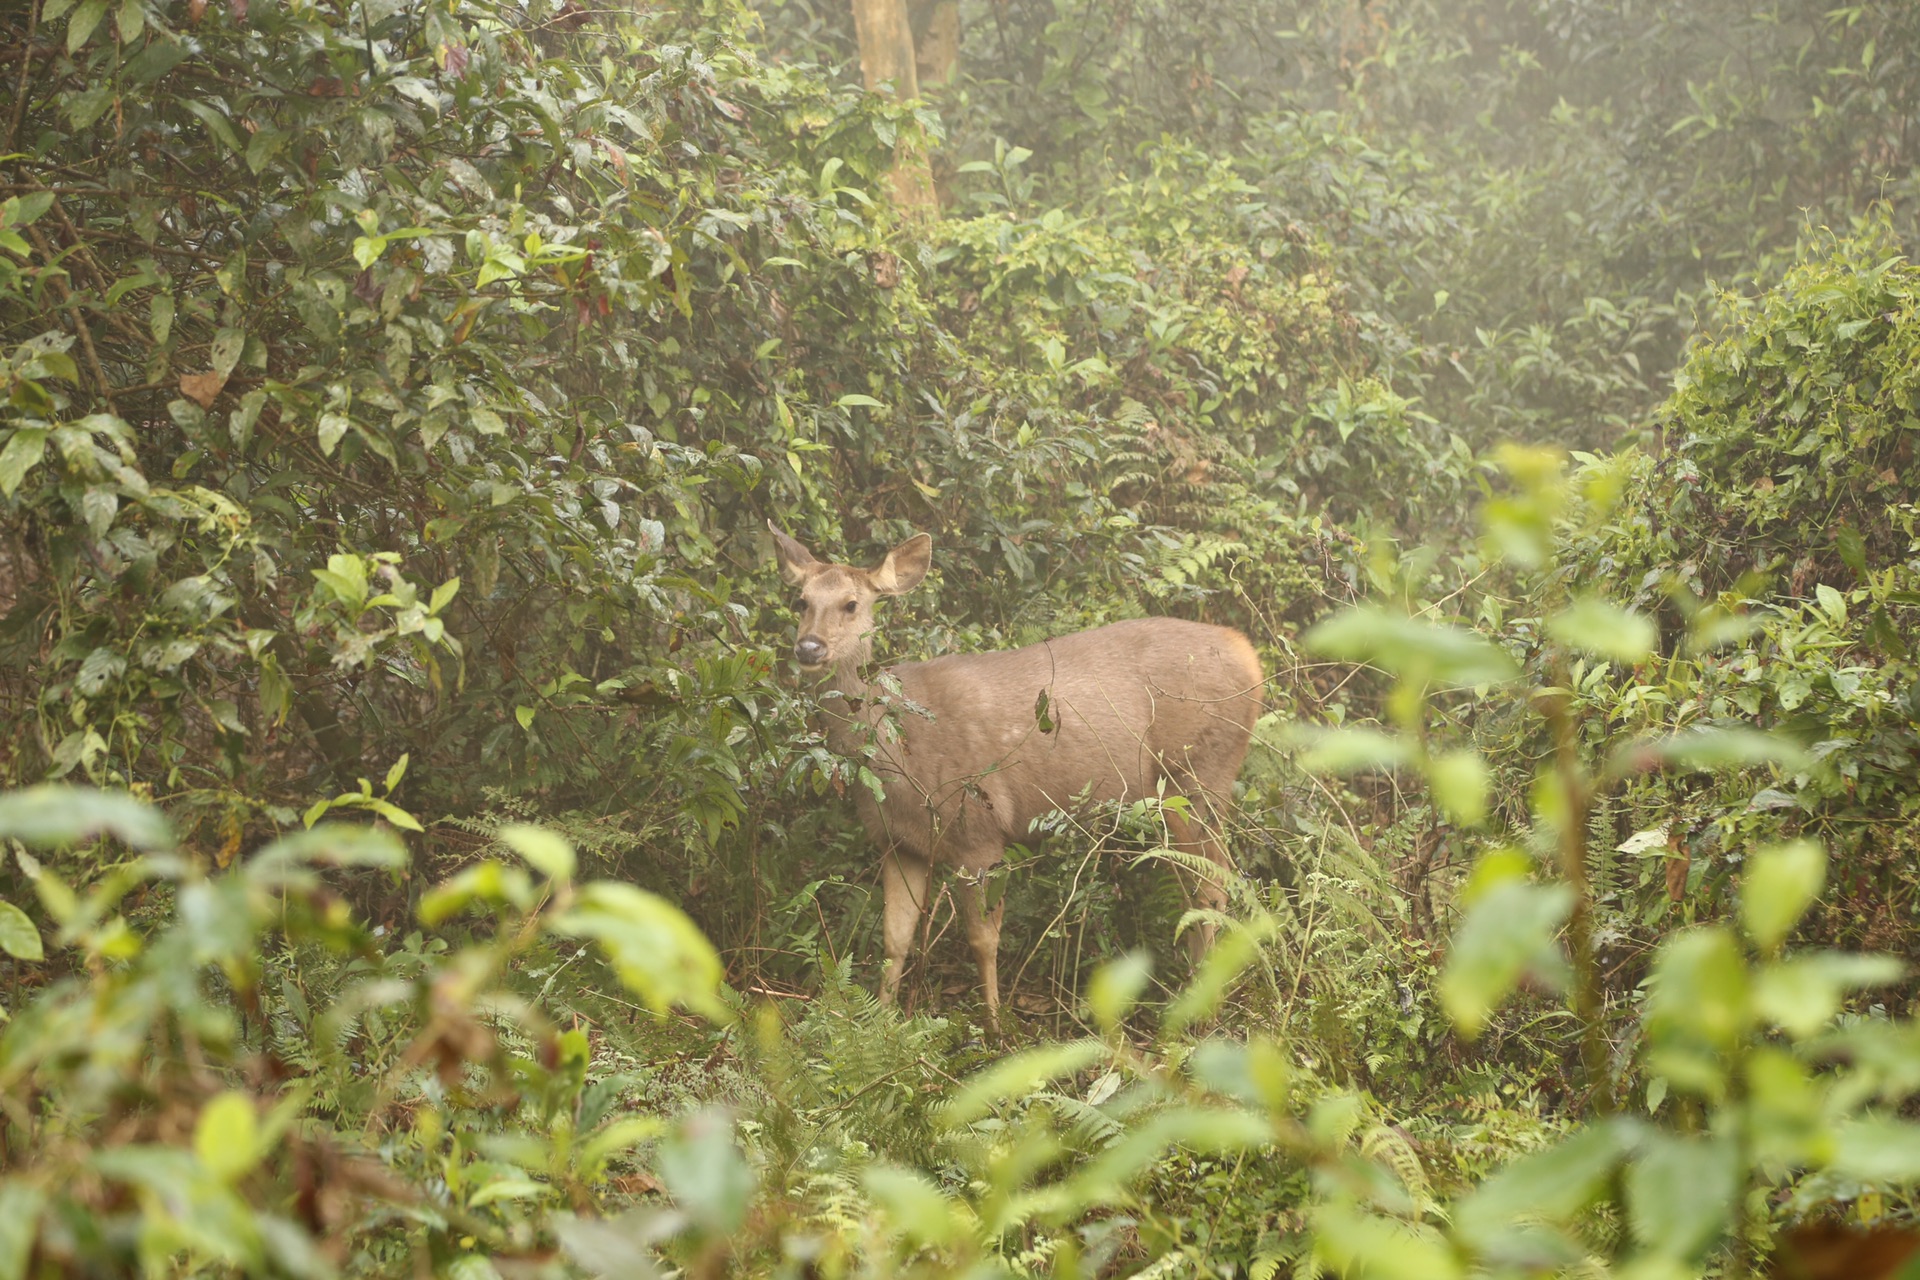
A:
[1542, 675, 1613, 1115]
[3, 0, 35, 156]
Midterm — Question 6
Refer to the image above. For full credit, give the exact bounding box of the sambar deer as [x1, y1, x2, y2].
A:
[769, 523, 1264, 1030]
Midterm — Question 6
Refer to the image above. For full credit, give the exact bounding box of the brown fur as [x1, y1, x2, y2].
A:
[769, 523, 1264, 1030]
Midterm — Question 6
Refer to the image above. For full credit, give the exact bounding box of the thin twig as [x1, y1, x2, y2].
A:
[3, 0, 36, 156]
[25, 221, 115, 410]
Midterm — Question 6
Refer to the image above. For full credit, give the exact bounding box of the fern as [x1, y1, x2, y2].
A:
[747, 957, 966, 1172]
[1359, 1123, 1439, 1221]
[1031, 1090, 1128, 1153]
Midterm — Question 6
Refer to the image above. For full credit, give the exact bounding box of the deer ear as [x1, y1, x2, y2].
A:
[870, 533, 932, 595]
[767, 520, 821, 586]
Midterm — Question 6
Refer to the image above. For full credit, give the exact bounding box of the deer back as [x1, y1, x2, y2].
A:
[852, 617, 1262, 871]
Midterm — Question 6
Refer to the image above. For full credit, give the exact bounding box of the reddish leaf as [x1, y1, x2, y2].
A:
[1771, 1224, 1920, 1280]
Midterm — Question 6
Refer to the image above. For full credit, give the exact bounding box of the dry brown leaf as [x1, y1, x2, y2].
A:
[1770, 1222, 1920, 1280]
[179, 369, 228, 408]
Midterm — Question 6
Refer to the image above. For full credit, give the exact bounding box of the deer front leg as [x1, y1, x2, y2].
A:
[953, 867, 1005, 1036]
[879, 852, 932, 1008]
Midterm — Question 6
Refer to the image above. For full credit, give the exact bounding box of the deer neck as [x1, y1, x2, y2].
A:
[816, 654, 879, 756]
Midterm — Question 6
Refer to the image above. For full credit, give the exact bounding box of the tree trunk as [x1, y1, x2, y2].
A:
[851, 0, 919, 97]
[914, 0, 960, 90]
[849, 0, 937, 216]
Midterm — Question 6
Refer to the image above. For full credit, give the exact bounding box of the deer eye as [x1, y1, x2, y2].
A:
[842, 600, 858, 614]
[792, 598, 806, 613]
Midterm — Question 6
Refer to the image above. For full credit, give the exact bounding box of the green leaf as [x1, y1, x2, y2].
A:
[1753, 952, 1904, 1039]
[383, 752, 410, 793]
[1292, 726, 1414, 775]
[944, 1039, 1105, 1126]
[210, 327, 246, 377]
[316, 412, 350, 456]
[0, 785, 173, 849]
[150, 293, 174, 344]
[1305, 606, 1520, 687]
[389, 75, 444, 114]
[311, 554, 367, 606]
[0, 899, 42, 961]
[1739, 839, 1826, 952]
[1030, 1106, 1273, 1222]
[551, 1212, 669, 1280]
[3, 192, 55, 226]
[1619, 727, 1810, 775]
[1836, 526, 1868, 577]
[114, 0, 142, 42]
[862, 1165, 959, 1246]
[0, 1183, 46, 1280]
[1454, 1119, 1630, 1249]
[1425, 748, 1489, 825]
[365, 797, 424, 832]
[1163, 917, 1273, 1033]
[66, 0, 108, 51]
[428, 576, 460, 614]
[1439, 872, 1574, 1036]
[181, 100, 244, 154]
[0, 428, 48, 497]
[1312, 1204, 1465, 1280]
[552, 883, 727, 1020]
[468, 1177, 551, 1207]
[575, 1116, 666, 1174]
[515, 704, 535, 730]
[195, 1091, 261, 1182]
[1625, 1132, 1739, 1261]
[419, 860, 534, 924]
[1547, 595, 1657, 663]
[497, 823, 576, 883]
[834, 393, 886, 410]
[656, 1108, 754, 1234]
[80, 485, 116, 536]
[1829, 1119, 1920, 1183]
[1085, 948, 1152, 1033]
[1644, 927, 1750, 1100]
[249, 825, 407, 873]
[244, 128, 289, 174]
[1815, 582, 1848, 626]
[1188, 1036, 1291, 1112]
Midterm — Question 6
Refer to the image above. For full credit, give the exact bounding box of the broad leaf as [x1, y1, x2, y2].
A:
[1547, 595, 1658, 663]
[0, 785, 173, 850]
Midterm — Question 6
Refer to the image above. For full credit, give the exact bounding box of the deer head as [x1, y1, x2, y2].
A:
[767, 522, 932, 672]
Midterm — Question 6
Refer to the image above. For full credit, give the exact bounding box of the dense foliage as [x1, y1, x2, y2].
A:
[4, 0, 1920, 1274]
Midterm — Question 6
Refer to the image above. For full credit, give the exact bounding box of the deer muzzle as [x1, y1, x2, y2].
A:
[794, 636, 828, 668]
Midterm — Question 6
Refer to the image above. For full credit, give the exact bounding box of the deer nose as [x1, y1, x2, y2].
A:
[794, 637, 828, 667]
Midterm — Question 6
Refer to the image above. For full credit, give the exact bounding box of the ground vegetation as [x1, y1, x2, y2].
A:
[3, 0, 1920, 1274]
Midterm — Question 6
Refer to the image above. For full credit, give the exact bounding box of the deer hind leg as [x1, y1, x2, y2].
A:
[879, 852, 933, 1009]
[953, 866, 1006, 1036]
[1165, 796, 1232, 967]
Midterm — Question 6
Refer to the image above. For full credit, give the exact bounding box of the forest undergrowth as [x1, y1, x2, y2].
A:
[4, 0, 1920, 1275]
